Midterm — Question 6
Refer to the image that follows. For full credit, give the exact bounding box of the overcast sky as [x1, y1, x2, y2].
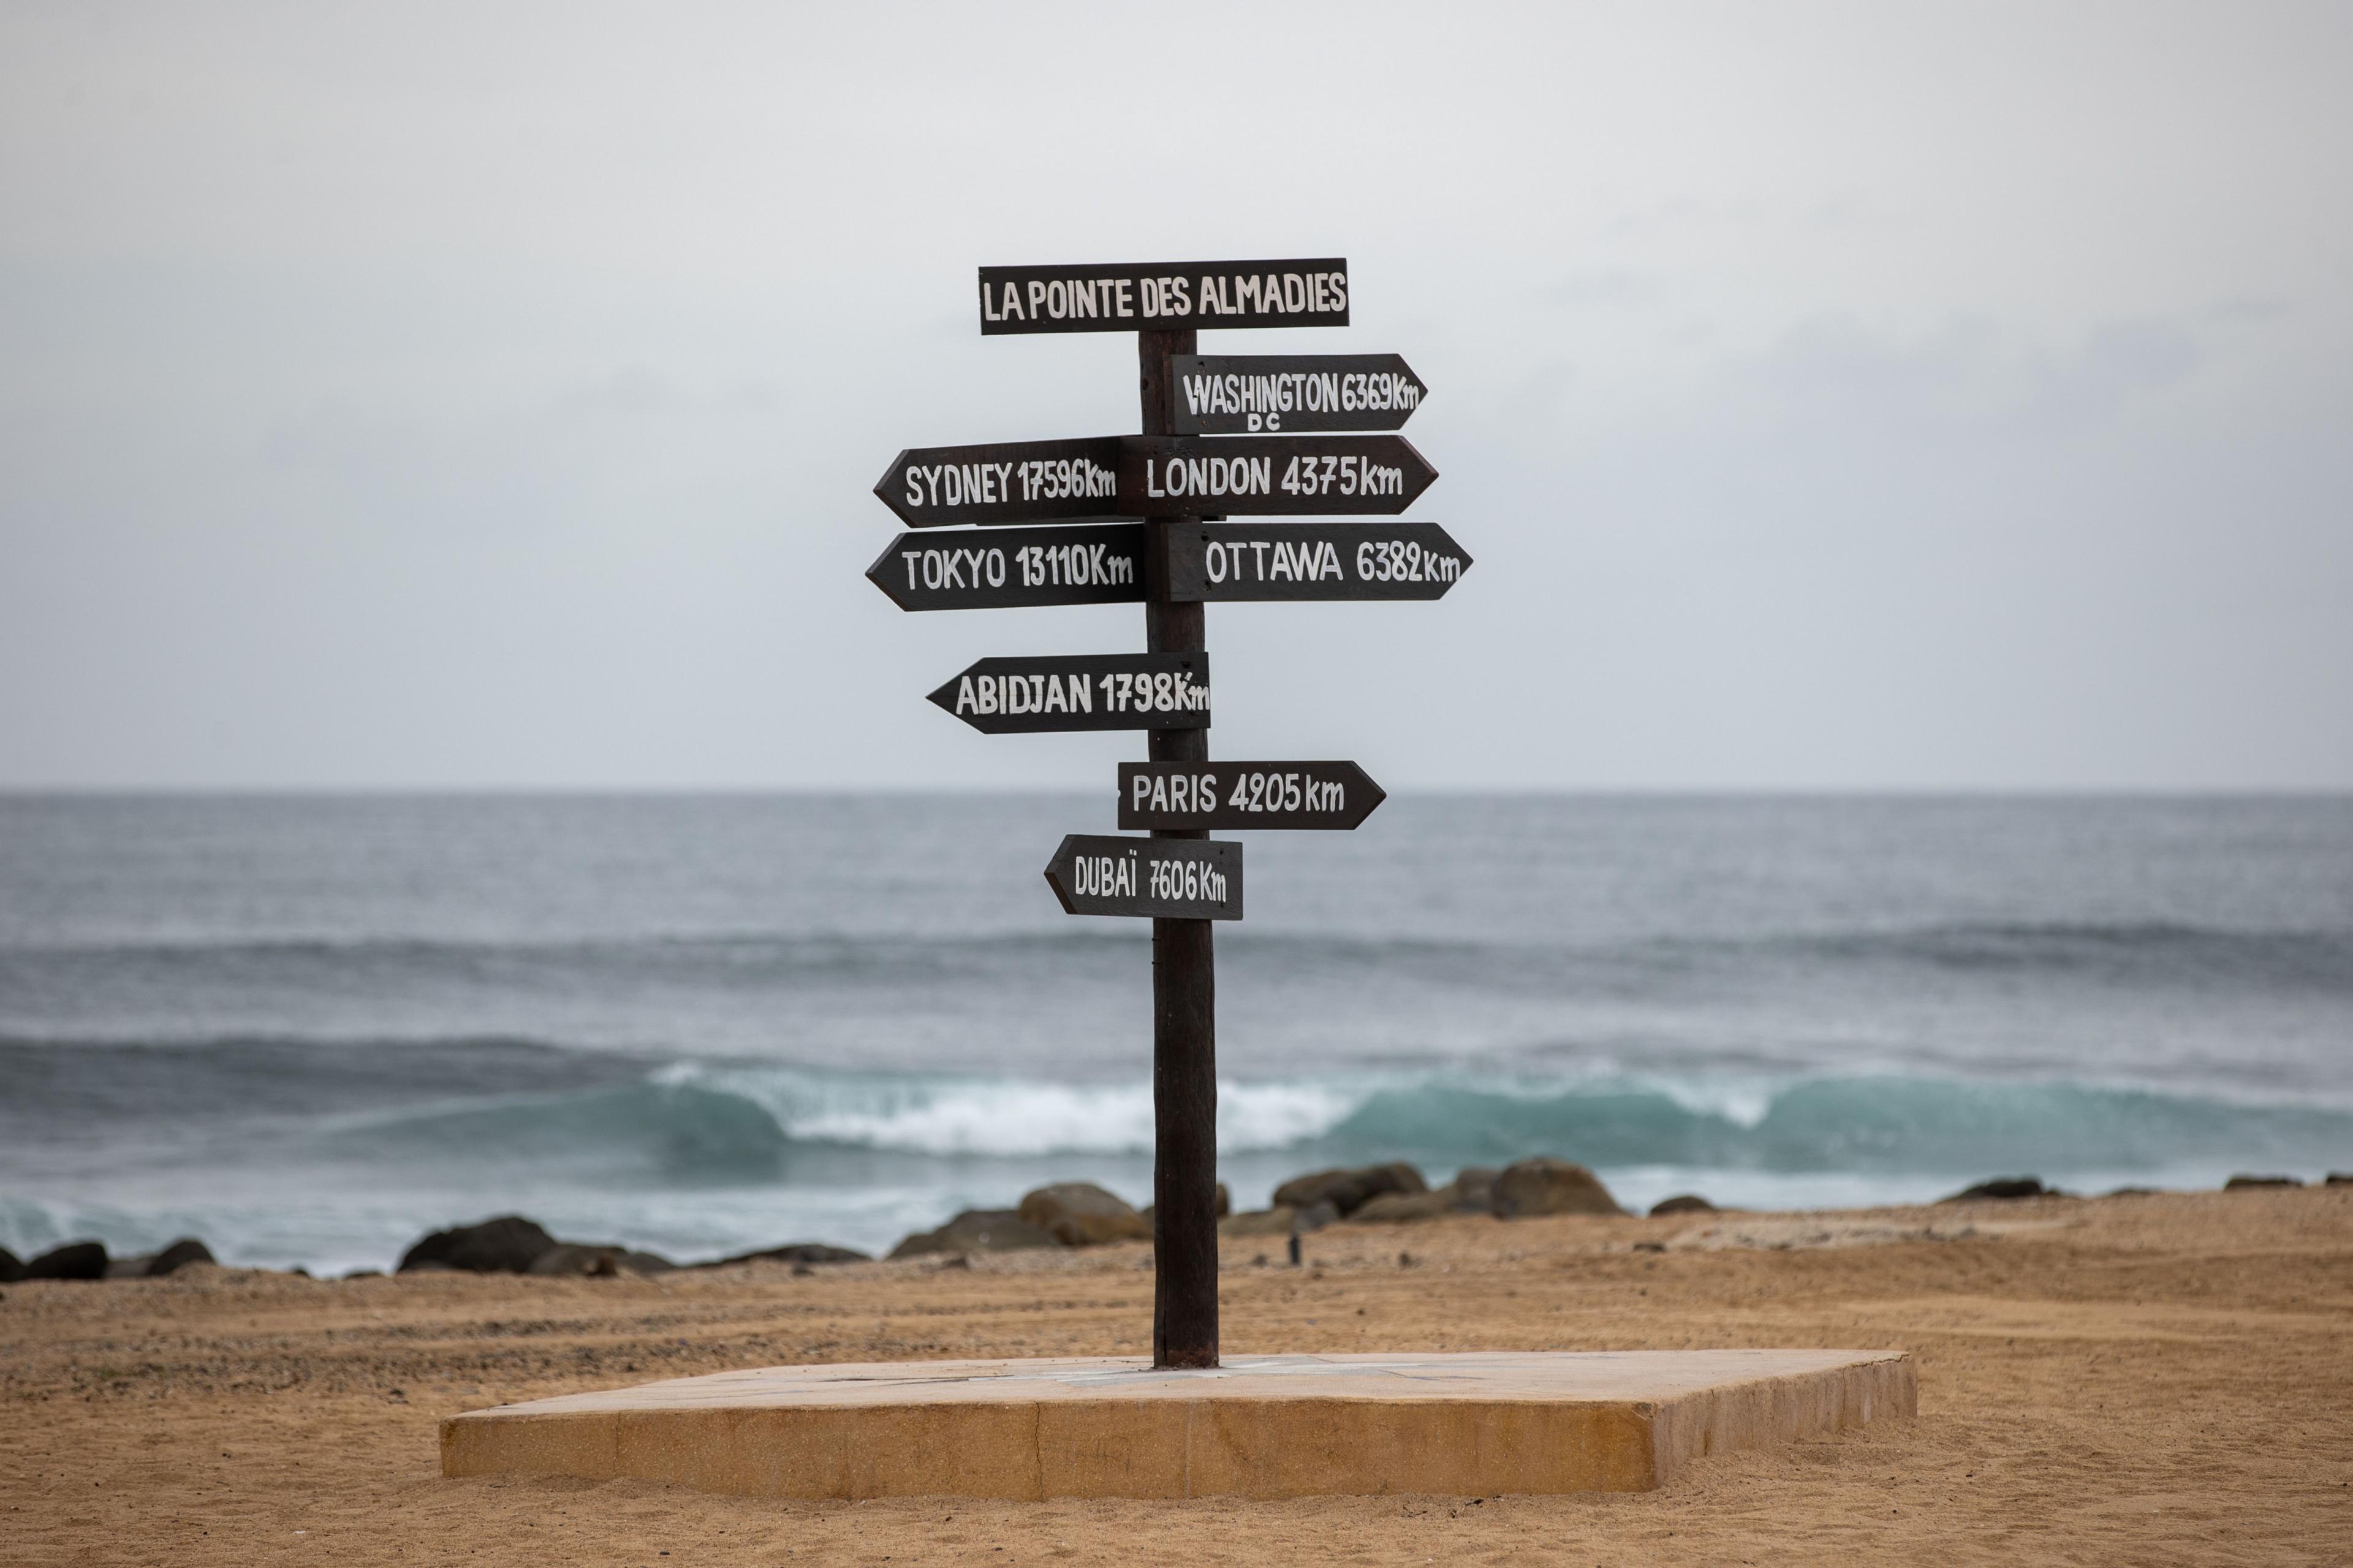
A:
[2, 1, 2347, 790]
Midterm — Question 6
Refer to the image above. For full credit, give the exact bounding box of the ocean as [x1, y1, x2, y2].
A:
[2, 792, 2347, 1275]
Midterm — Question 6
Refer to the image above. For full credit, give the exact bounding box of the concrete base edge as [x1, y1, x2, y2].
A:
[442, 1350, 1916, 1500]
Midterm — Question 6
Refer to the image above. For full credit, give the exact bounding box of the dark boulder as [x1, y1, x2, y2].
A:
[1348, 1191, 1454, 1224]
[1018, 1183, 1150, 1246]
[1218, 1206, 1295, 1237]
[887, 1209, 1059, 1260]
[1491, 1158, 1624, 1218]
[1272, 1162, 1427, 1219]
[1294, 1199, 1341, 1233]
[397, 1215, 558, 1274]
[0, 1246, 23, 1284]
[526, 1243, 675, 1278]
[148, 1238, 215, 1278]
[1649, 1194, 1716, 1217]
[1941, 1176, 2047, 1203]
[1448, 1168, 1501, 1212]
[26, 1241, 109, 1280]
[2224, 1174, 2302, 1190]
[694, 1242, 870, 1269]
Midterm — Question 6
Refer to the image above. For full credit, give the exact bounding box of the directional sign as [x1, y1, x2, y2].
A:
[979, 260, 1348, 336]
[1158, 521, 1471, 601]
[1044, 835, 1243, 920]
[1169, 355, 1427, 435]
[865, 524, 1146, 612]
[879, 434, 1436, 527]
[1120, 436, 1436, 516]
[1117, 762, 1385, 831]
[876, 437, 1124, 528]
[930, 653, 1209, 735]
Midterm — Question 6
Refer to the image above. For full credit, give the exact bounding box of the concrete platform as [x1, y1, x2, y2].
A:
[442, 1349, 1914, 1499]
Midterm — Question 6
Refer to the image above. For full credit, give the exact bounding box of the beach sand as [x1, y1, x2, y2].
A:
[5, 1186, 2347, 1566]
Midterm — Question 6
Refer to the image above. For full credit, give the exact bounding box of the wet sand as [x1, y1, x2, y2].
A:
[5, 1186, 2348, 1565]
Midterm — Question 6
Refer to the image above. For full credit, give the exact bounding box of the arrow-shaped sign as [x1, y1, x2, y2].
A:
[930, 654, 1209, 735]
[1043, 835, 1243, 920]
[1117, 762, 1385, 831]
[1121, 436, 1436, 517]
[1156, 521, 1471, 601]
[865, 524, 1147, 612]
[877, 434, 1435, 528]
[979, 259, 1349, 336]
[1169, 355, 1426, 435]
[876, 437, 1125, 528]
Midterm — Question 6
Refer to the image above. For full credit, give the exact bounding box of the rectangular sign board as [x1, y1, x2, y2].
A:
[931, 653, 1208, 734]
[1044, 835, 1243, 920]
[1169, 355, 1427, 435]
[1120, 436, 1436, 517]
[866, 524, 1146, 612]
[1117, 761, 1385, 831]
[979, 260, 1348, 336]
[1159, 521, 1471, 601]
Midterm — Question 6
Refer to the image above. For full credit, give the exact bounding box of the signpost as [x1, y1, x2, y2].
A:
[929, 654, 1209, 735]
[865, 524, 1145, 612]
[1169, 354, 1427, 434]
[1117, 761, 1385, 831]
[868, 257, 1466, 1370]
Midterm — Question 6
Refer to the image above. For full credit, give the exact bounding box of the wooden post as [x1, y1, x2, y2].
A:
[1139, 326, 1218, 1369]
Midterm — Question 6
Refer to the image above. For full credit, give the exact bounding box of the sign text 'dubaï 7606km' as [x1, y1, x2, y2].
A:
[979, 260, 1348, 336]
[930, 653, 1208, 735]
[876, 436, 1436, 528]
[1043, 835, 1243, 920]
[1117, 761, 1385, 831]
[1157, 522, 1472, 601]
[1169, 355, 1426, 435]
[865, 524, 1145, 612]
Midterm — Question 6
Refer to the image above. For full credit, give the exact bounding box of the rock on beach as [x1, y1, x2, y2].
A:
[888, 1209, 1059, 1260]
[1017, 1183, 1150, 1246]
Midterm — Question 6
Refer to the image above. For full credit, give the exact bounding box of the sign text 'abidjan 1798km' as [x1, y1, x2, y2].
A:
[1116, 761, 1385, 831]
[979, 260, 1349, 336]
[1168, 355, 1426, 435]
[1043, 835, 1243, 920]
[929, 653, 1209, 735]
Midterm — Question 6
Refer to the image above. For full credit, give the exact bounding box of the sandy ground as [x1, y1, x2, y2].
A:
[4, 1187, 2349, 1566]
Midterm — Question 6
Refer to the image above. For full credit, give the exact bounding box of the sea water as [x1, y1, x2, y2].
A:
[2, 793, 2347, 1274]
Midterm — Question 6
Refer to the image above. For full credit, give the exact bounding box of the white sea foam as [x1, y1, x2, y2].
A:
[688, 1064, 1362, 1156]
